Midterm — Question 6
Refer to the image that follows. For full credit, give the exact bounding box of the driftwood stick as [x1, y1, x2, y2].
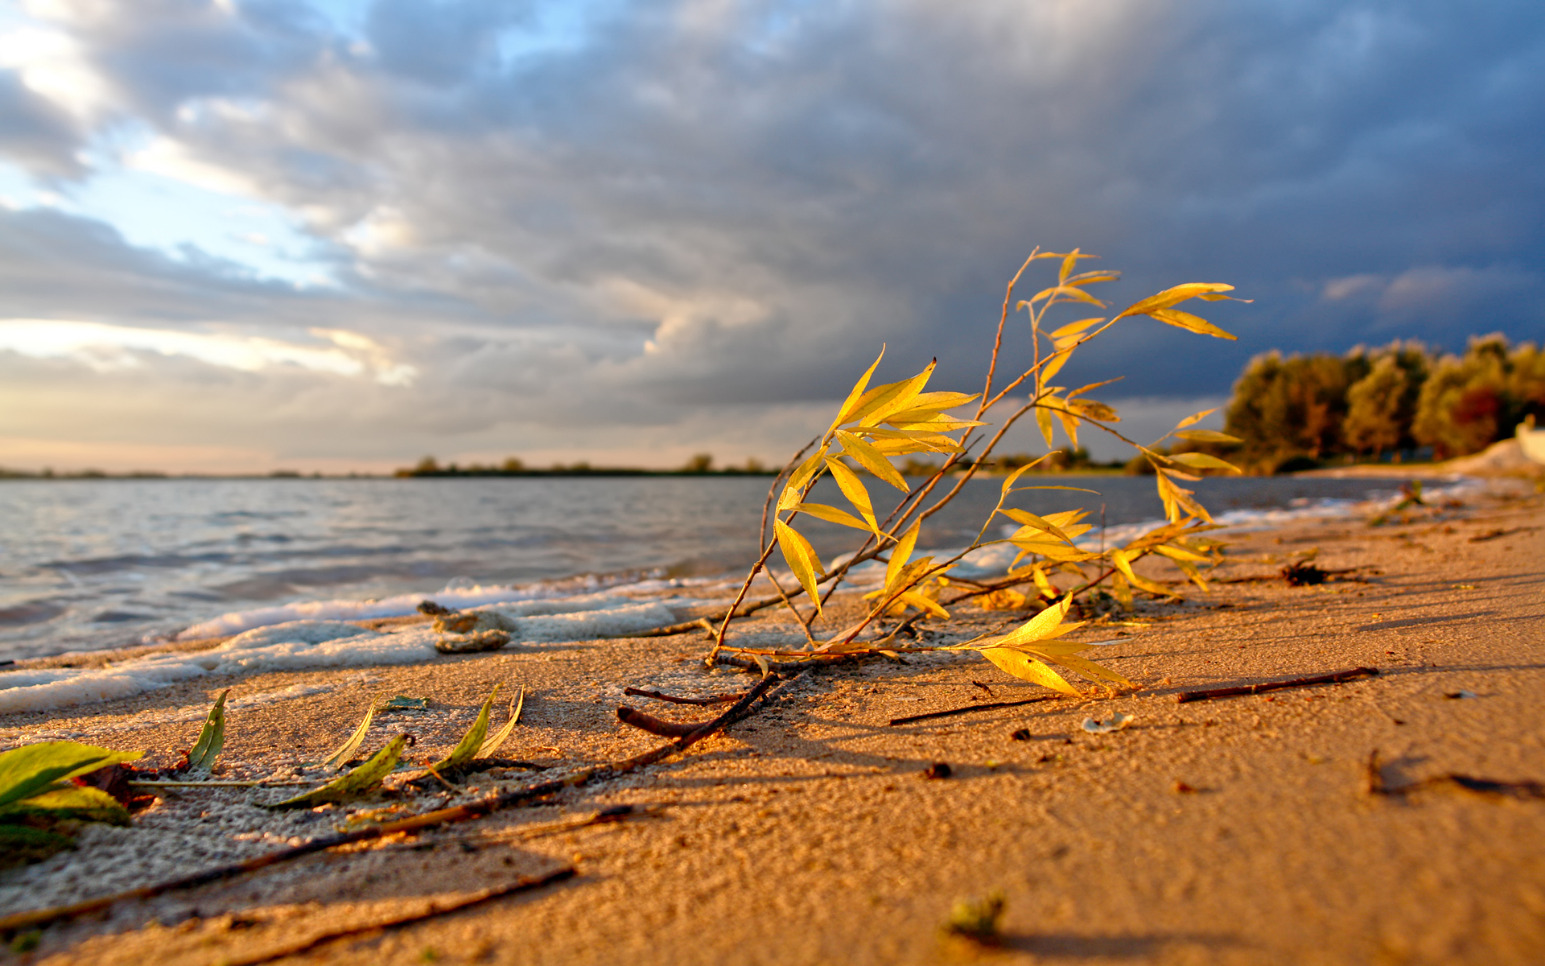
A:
[616, 706, 700, 738]
[1175, 666, 1379, 703]
[622, 686, 742, 706]
[889, 695, 1056, 726]
[219, 865, 576, 966]
[0, 673, 788, 935]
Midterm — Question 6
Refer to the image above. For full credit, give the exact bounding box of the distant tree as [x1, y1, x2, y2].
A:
[683, 453, 714, 473]
[501, 456, 525, 473]
[1343, 356, 1408, 459]
[413, 456, 440, 475]
[1225, 351, 1358, 471]
[1507, 342, 1545, 426]
[1412, 335, 1511, 459]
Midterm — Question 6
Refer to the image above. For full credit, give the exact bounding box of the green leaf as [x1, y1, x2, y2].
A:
[2, 785, 130, 826]
[775, 518, 824, 611]
[478, 686, 525, 758]
[0, 742, 144, 810]
[429, 685, 500, 773]
[267, 734, 410, 809]
[322, 703, 377, 770]
[186, 689, 228, 774]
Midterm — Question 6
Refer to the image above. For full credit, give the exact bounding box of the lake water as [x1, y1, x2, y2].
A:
[0, 474, 1454, 662]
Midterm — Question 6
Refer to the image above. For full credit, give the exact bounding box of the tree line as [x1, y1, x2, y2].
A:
[1219, 335, 1544, 473]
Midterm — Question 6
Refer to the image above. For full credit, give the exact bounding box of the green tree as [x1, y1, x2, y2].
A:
[1224, 351, 1358, 471]
[1412, 335, 1511, 459]
[1343, 355, 1408, 459]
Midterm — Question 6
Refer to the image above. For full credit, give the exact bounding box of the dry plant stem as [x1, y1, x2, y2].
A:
[622, 687, 742, 706]
[888, 695, 1057, 726]
[217, 866, 576, 966]
[0, 673, 788, 935]
[1175, 666, 1379, 703]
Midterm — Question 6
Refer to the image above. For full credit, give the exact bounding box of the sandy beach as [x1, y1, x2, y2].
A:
[2, 477, 1542, 965]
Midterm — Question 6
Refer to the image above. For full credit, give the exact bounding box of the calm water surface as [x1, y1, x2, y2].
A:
[0, 474, 1435, 661]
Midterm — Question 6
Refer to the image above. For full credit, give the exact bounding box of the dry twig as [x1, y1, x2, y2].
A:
[1175, 667, 1379, 703]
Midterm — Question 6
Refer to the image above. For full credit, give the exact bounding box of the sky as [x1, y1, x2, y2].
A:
[0, 0, 1541, 474]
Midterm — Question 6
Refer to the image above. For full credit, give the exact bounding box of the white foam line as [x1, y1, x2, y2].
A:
[1, 599, 683, 715]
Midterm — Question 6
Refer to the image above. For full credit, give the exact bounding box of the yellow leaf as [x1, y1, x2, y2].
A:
[824, 457, 880, 535]
[834, 347, 886, 426]
[1000, 507, 1072, 542]
[1110, 549, 1171, 597]
[900, 391, 979, 413]
[1045, 652, 1134, 689]
[1040, 348, 1073, 385]
[978, 646, 1081, 695]
[1117, 283, 1236, 319]
[1174, 429, 1240, 443]
[1000, 456, 1053, 494]
[1057, 249, 1089, 283]
[1147, 307, 1237, 341]
[1153, 543, 1210, 563]
[778, 450, 827, 511]
[976, 588, 1028, 612]
[886, 521, 921, 590]
[1066, 398, 1118, 422]
[1035, 404, 1056, 447]
[1169, 452, 1241, 474]
[1029, 285, 1106, 308]
[848, 360, 936, 426]
[899, 591, 951, 620]
[794, 502, 872, 531]
[1050, 317, 1105, 339]
[1064, 270, 1120, 287]
[1110, 571, 1133, 609]
[1057, 410, 1081, 448]
[835, 431, 909, 491]
[998, 597, 1079, 647]
[1176, 407, 1217, 429]
[774, 519, 823, 611]
[1031, 565, 1057, 599]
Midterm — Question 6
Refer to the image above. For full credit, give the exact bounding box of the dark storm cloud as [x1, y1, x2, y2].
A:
[2, 0, 1542, 467]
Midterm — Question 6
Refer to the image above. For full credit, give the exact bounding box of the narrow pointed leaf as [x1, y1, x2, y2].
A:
[775, 519, 824, 610]
[1174, 429, 1239, 443]
[1176, 408, 1217, 429]
[824, 457, 880, 535]
[997, 597, 1075, 647]
[0, 742, 144, 809]
[835, 431, 909, 491]
[1117, 283, 1236, 319]
[322, 703, 377, 770]
[479, 686, 525, 758]
[430, 685, 500, 772]
[1110, 549, 1171, 597]
[794, 502, 872, 531]
[185, 689, 228, 774]
[1148, 307, 1237, 340]
[1169, 452, 1241, 474]
[834, 347, 886, 426]
[886, 521, 921, 591]
[1035, 404, 1056, 447]
[1045, 652, 1134, 688]
[268, 734, 409, 809]
[1040, 348, 1073, 385]
[978, 647, 1081, 695]
[778, 450, 827, 511]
